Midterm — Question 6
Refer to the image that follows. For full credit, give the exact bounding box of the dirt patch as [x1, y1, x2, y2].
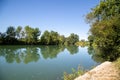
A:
[75, 61, 120, 80]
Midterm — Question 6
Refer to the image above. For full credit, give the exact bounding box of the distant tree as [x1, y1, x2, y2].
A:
[0, 32, 3, 44]
[40, 30, 51, 45]
[6, 26, 17, 44]
[65, 33, 79, 45]
[6, 26, 16, 38]
[16, 26, 22, 39]
[50, 31, 59, 45]
[24, 26, 41, 44]
[33, 28, 41, 43]
[58, 35, 65, 45]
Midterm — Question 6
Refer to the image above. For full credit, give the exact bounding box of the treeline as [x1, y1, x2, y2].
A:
[75, 39, 89, 47]
[0, 26, 79, 45]
[87, 0, 120, 61]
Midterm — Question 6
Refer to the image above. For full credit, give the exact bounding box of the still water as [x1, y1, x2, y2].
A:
[0, 45, 99, 80]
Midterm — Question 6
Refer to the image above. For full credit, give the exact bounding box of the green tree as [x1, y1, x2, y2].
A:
[65, 33, 79, 45]
[0, 32, 6, 44]
[24, 26, 41, 44]
[87, 0, 120, 61]
[58, 35, 65, 45]
[40, 30, 51, 45]
[6, 26, 16, 38]
[50, 31, 59, 45]
[88, 35, 94, 46]
[5, 26, 17, 44]
[40, 30, 60, 45]
[33, 28, 41, 43]
[16, 26, 22, 39]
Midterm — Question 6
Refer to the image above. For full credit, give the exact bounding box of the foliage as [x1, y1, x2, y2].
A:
[6, 26, 16, 38]
[87, 0, 120, 61]
[75, 39, 88, 47]
[64, 33, 79, 45]
[24, 26, 41, 44]
[0, 26, 79, 45]
[40, 31, 79, 45]
[16, 26, 22, 39]
[63, 66, 84, 80]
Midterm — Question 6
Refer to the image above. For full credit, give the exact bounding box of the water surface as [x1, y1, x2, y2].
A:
[0, 45, 99, 80]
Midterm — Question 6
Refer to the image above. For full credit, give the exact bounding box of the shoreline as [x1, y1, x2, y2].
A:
[75, 61, 120, 80]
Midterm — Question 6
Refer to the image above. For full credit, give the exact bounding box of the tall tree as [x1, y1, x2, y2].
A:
[6, 26, 16, 38]
[65, 33, 79, 45]
[58, 35, 65, 45]
[16, 26, 22, 39]
[87, 0, 120, 61]
[24, 26, 41, 44]
[50, 31, 59, 45]
[6, 26, 17, 44]
[40, 30, 51, 45]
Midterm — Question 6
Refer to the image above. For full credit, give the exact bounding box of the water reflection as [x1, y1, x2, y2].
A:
[0, 46, 40, 64]
[0, 45, 79, 64]
[66, 45, 79, 55]
[87, 46, 120, 62]
[40, 45, 65, 59]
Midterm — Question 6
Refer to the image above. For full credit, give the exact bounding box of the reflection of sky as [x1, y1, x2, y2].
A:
[0, 46, 98, 80]
[0, 0, 99, 40]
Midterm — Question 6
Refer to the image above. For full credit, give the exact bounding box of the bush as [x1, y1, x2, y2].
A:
[63, 66, 84, 80]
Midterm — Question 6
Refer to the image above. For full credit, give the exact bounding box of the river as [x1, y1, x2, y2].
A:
[0, 45, 99, 80]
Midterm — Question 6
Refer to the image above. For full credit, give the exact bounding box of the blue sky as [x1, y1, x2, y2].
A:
[0, 0, 99, 40]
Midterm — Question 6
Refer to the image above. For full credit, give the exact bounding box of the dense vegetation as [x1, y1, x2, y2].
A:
[0, 26, 79, 45]
[87, 0, 120, 61]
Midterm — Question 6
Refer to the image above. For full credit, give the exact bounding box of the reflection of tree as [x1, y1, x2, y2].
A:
[0, 46, 40, 64]
[23, 47, 40, 64]
[0, 45, 80, 63]
[66, 45, 79, 54]
[39, 45, 65, 59]
[87, 46, 120, 63]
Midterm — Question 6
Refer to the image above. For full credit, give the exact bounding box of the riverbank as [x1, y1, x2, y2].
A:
[74, 61, 120, 80]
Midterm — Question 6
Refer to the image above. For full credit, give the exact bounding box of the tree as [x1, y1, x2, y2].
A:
[33, 28, 41, 43]
[16, 26, 22, 39]
[0, 32, 4, 44]
[88, 35, 94, 46]
[6, 26, 16, 38]
[58, 35, 65, 45]
[5, 26, 17, 44]
[65, 33, 79, 45]
[24, 26, 41, 44]
[87, 0, 120, 61]
[50, 31, 59, 45]
[40, 30, 51, 45]
[87, 0, 120, 22]
[40, 30, 61, 45]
